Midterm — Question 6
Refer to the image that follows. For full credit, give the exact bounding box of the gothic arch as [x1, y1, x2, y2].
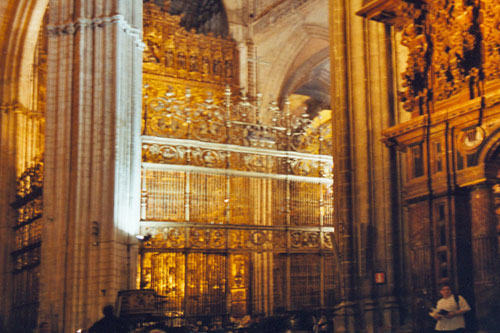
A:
[260, 23, 330, 105]
[279, 47, 330, 101]
[0, 0, 48, 329]
[479, 123, 500, 170]
[0, 0, 48, 107]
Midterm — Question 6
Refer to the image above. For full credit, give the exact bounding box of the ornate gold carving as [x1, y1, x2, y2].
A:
[143, 85, 332, 155]
[191, 148, 227, 168]
[142, 142, 330, 177]
[143, 2, 237, 86]
[142, 144, 187, 164]
[482, 0, 500, 82]
[388, 1, 482, 113]
[16, 162, 44, 198]
[16, 197, 43, 226]
[396, 1, 429, 114]
[430, 0, 480, 101]
[458, 126, 485, 152]
[290, 231, 321, 249]
[141, 225, 335, 251]
[141, 227, 186, 248]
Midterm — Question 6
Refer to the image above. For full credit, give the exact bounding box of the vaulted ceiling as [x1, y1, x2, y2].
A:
[147, 0, 228, 36]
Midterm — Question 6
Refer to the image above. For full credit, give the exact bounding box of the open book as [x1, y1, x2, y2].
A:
[429, 308, 449, 317]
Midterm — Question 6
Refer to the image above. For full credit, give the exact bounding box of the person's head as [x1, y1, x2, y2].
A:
[439, 283, 453, 298]
[102, 305, 115, 317]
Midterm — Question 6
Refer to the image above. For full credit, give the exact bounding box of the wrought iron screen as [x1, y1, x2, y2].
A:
[139, 86, 336, 317]
[140, 1, 336, 318]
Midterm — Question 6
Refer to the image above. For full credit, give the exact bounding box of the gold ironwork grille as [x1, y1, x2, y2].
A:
[11, 162, 44, 331]
[190, 173, 226, 224]
[145, 170, 186, 221]
[290, 254, 321, 310]
[140, 1, 335, 318]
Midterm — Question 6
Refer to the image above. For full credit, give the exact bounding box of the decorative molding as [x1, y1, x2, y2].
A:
[142, 162, 333, 184]
[142, 136, 333, 162]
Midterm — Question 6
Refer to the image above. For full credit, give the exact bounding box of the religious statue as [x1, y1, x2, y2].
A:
[177, 52, 186, 70]
[190, 54, 198, 72]
[202, 56, 210, 74]
[225, 60, 232, 78]
[165, 49, 174, 68]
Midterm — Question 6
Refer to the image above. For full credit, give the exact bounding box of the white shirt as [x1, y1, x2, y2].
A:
[434, 294, 471, 331]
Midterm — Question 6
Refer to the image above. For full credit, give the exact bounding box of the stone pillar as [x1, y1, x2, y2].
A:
[0, 105, 18, 330]
[366, 19, 401, 333]
[330, 0, 401, 331]
[469, 184, 500, 332]
[329, 0, 356, 330]
[39, 1, 143, 331]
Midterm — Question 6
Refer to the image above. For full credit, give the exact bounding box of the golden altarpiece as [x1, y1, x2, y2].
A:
[137, 2, 336, 319]
[359, 1, 500, 331]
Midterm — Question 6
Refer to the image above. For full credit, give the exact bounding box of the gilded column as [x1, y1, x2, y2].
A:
[39, 1, 143, 331]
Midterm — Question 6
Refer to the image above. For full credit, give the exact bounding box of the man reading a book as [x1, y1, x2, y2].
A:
[430, 283, 471, 332]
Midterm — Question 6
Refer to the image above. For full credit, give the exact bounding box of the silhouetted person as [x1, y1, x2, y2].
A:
[89, 305, 129, 333]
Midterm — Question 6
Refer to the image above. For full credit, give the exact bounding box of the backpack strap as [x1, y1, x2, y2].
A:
[454, 294, 460, 310]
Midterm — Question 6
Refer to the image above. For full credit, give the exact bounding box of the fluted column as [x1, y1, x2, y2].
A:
[330, 0, 401, 331]
[39, 1, 143, 331]
[329, 0, 356, 331]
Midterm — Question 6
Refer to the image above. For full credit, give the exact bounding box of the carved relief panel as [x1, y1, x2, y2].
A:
[429, 0, 481, 102]
[143, 2, 237, 87]
[368, 0, 484, 114]
[482, 0, 500, 83]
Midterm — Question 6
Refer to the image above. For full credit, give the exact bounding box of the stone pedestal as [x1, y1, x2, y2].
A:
[363, 298, 378, 333]
[334, 301, 357, 332]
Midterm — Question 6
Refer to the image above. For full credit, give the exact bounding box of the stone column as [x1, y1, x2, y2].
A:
[366, 20, 401, 333]
[39, 1, 143, 331]
[469, 184, 500, 331]
[330, 0, 401, 331]
[329, 0, 356, 331]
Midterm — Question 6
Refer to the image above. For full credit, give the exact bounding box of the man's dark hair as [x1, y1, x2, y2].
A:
[102, 305, 115, 317]
[439, 282, 452, 290]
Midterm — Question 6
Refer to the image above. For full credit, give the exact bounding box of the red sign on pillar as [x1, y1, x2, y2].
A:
[374, 272, 385, 284]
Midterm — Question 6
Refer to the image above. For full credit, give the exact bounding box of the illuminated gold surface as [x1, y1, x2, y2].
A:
[139, 2, 334, 317]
